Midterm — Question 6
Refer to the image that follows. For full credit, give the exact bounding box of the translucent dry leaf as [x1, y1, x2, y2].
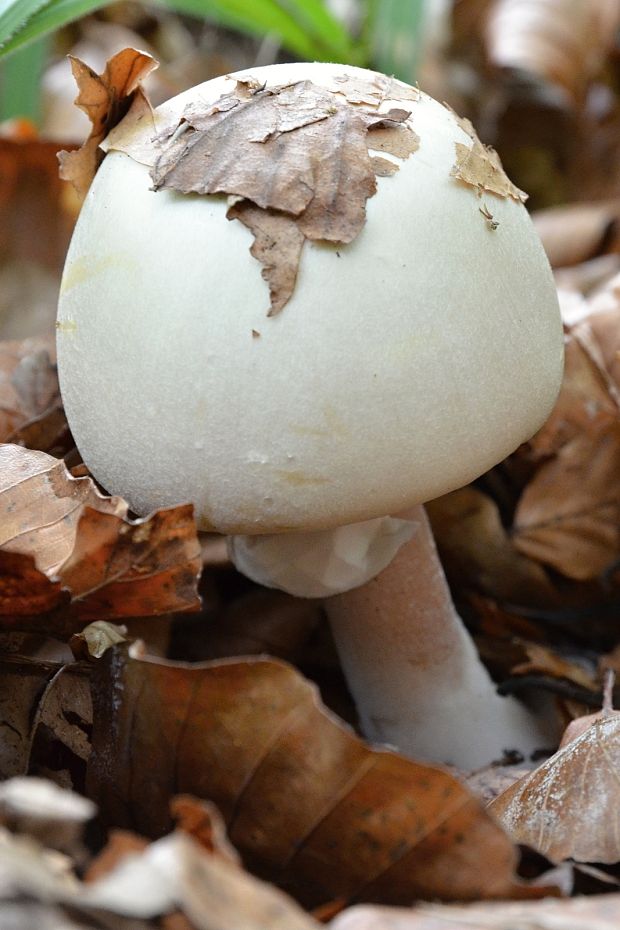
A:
[88, 648, 555, 908]
[451, 138, 527, 202]
[490, 708, 620, 863]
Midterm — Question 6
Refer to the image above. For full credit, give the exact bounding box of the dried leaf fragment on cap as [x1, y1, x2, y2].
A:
[149, 78, 418, 314]
[451, 138, 527, 203]
[58, 47, 158, 199]
[328, 73, 420, 106]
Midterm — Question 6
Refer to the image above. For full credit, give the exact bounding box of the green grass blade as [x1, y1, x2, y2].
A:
[0, 0, 50, 48]
[365, 0, 425, 84]
[157, 0, 352, 61]
[0, 0, 110, 57]
[276, 0, 355, 58]
[0, 34, 48, 121]
[0, 0, 362, 65]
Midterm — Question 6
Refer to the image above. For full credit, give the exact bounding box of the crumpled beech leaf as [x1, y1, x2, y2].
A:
[149, 76, 419, 314]
[490, 701, 620, 864]
[0, 445, 201, 635]
[58, 47, 158, 199]
[88, 647, 555, 909]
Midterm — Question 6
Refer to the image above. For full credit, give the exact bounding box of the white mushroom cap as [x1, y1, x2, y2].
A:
[57, 61, 563, 534]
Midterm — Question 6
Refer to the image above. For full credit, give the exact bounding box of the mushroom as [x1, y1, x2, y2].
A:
[57, 60, 564, 768]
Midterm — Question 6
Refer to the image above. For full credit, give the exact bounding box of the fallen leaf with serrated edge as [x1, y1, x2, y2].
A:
[88, 647, 558, 909]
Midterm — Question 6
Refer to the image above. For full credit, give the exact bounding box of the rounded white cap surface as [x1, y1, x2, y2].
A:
[57, 62, 563, 533]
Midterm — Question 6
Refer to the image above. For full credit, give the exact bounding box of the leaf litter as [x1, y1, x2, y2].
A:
[13, 26, 620, 929]
[0, 444, 201, 636]
[490, 671, 620, 864]
[87, 645, 557, 909]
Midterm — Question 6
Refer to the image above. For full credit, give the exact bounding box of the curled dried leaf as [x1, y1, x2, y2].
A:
[88, 648, 553, 908]
[490, 705, 620, 863]
[0, 445, 201, 636]
[58, 48, 158, 198]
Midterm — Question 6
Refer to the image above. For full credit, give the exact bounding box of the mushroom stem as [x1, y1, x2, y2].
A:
[325, 504, 555, 768]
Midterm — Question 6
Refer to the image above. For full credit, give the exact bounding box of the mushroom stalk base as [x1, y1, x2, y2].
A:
[325, 505, 555, 769]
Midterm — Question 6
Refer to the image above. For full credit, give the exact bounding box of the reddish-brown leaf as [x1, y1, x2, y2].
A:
[88, 648, 555, 909]
[0, 445, 201, 636]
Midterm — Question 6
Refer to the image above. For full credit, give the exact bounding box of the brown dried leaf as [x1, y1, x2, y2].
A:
[0, 812, 319, 930]
[193, 588, 322, 664]
[513, 427, 620, 579]
[0, 656, 90, 779]
[533, 200, 620, 268]
[226, 202, 305, 315]
[490, 707, 620, 862]
[451, 138, 528, 202]
[171, 795, 241, 865]
[528, 333, 619, 459]
[84, 830, 149, 883]
[370, 156, 399, 177]
[88, 648, 554, 908]
[332, 895, 620, 930]
[0, 338, 57, 436]
[149, 79, 416, 314]
[426, 487, 558, 606]
[328, 73, 420, 106]
[0, 338, 67, 453]
[58, 48, 158, 198]
[511, 641, 598, 692]
[485, 0, 620, 105]
[0, 444, 126, 576]
[0, 445, 201, 635]
[367, 125, 420, 160]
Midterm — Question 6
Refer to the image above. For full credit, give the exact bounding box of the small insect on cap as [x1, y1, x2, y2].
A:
[57, 61, 563, 534]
